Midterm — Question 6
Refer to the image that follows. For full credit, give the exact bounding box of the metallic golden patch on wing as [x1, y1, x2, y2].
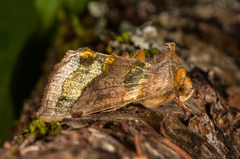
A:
[123, 78, 149, 102]
[80, 50, 97, 66]
[37, 43, 194, 122]
[81, 50, 96, 59]
[55, 54, 108, 112]
[103, 53, 116, 72]
[36, 50, 81, 120]
[123, 60, 150, 101]
[124, 61, 146, 84]
[136, 78, 149, 98]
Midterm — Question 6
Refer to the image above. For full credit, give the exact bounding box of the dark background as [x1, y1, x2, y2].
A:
[0, 0, 93, 145]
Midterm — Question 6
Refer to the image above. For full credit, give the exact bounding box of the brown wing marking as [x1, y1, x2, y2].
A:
[54, 52, 109, 115]
[71, 56, 156, 116]
[71, 54, 136, 115]
[38, 44, 182, 122]
[133, 49, 145, 60]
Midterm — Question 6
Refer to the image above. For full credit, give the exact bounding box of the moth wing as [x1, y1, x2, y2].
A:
[71, 53, 138, 115]
[38, 44, 179, 122]
[37, 49, 82, 121]
[71, 56, 173, 116]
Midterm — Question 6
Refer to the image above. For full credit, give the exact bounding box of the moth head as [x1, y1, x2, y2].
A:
[174, 67, 194, 103]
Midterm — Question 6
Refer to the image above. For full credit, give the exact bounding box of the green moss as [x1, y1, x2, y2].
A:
[18, 118, 61, 141]
[144, 48, 161, 58]
[29, 118, 48, 138]
[71, 14, 85, 38]
[18, 134, 24, 141]
[106, 45, 113, 54]
[23, 129, 29, 133]
[129, 51, 136, 57]
[115, 31, 130, 43]
[49, 120, 61, 135]
[126, 48, 161, 58]
[121, 32, 130, 43]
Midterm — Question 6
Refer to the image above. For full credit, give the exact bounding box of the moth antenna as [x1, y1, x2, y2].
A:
[133, 49, 145, 60]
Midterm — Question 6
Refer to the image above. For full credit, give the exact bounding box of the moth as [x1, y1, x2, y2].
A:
[37, 43, 194, 122]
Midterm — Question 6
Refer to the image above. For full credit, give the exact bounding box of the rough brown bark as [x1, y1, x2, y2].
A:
[1, 0, 240, 158]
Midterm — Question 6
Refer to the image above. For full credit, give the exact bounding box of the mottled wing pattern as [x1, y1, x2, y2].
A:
[71, 55, 153, 115]
[37, 44, 181, 122]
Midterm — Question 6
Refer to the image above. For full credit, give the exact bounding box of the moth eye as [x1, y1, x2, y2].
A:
[178, 86, 186, 96]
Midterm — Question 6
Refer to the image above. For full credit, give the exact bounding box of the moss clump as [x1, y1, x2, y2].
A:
[18, 118, 61, 141]
[29, 118, 48, 138]
[18, 134, 24, 141]
[48, 120, 61, 135]
[144, 48, 160, 58]
[115, 32, 130, 43]
[128, 48, 161, 58]
[129, 51, 136, 57]
[106, 45, 113, 54]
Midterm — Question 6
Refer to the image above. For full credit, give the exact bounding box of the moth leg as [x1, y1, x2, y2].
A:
[174, 97, 191, 120]
[179, 88, 194, 103]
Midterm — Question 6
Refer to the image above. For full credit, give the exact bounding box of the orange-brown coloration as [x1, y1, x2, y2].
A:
[103, 53, 116, 72]
[135, 49, 145, 60]
[122, 52, 130, 58]
[37, 43, 193, 122]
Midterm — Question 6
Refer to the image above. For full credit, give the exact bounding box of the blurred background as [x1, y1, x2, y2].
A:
[0, 0, 102, 145]
[1, 0, 240, 145]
